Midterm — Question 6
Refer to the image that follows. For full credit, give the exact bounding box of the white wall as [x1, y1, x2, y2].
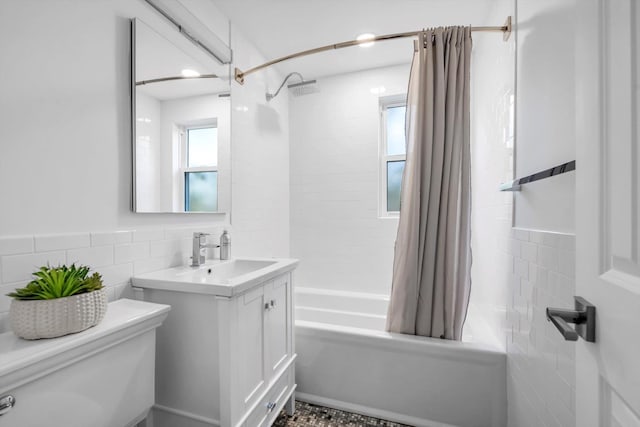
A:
[0, 0, 288, 248]
[514, 0, 576, 233]
[0, 0, 290, 326]
[0, 0, 228, 234]
[289, 64, 409, 296]
[468, 0, 516, 347]
[230, 26, 290, 258]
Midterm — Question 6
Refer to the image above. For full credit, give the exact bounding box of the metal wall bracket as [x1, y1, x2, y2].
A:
[235, 67, 245, 85]
[503, 16, 512, 41]
[498, 180, 521, 191]
[546, 296, 596, 342]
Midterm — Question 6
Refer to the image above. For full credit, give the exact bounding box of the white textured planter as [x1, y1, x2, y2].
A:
[9, 288, 108, 340]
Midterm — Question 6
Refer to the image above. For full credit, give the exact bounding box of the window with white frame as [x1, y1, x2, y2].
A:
[182, 125, 218, 212]
[379, 95, 407, 216]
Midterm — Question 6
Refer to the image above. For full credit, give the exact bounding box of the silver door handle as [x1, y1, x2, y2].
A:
[546, 296, 596, 342]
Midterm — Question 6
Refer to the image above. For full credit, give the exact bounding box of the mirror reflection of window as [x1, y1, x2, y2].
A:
[183, 126, 218, 211]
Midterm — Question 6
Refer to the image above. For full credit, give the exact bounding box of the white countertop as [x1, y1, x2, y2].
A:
[0, 299, 170, 388]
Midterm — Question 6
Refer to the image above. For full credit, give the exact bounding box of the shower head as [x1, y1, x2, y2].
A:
[266, 72, 317, 101]
[287, 79, 318, 96]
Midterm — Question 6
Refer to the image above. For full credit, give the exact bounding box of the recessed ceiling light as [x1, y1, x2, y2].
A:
[181, 69, 200, 77]
[370, 86, 386, 95]
[356, 33, 376, 48]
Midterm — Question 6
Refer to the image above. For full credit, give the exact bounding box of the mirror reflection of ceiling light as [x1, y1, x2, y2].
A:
[235, 105, 249, 112]
[357, 33, 376, 48]
[370, 86, 386, 95]
[181, 69, 201, 77]
[136, 117, 152, 123]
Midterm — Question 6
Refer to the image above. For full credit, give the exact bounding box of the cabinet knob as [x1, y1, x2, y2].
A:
[267, 402, 277, 412]
[0, 395, 15, 416]
[264, 302, 270, 311]
[270, 299, 276, 308]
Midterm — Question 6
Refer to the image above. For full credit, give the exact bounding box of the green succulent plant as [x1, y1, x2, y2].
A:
[7, 264, 104, 300]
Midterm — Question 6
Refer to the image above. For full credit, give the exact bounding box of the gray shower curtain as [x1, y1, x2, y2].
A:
[386, 27, 472, 341]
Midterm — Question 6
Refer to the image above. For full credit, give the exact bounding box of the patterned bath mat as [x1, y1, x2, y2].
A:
[273, 401, 411, 426]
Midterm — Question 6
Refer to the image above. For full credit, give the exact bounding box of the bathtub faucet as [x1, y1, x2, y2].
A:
[191, 232, 219, 267]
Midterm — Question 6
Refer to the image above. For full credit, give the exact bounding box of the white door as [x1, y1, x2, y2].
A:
[575, 0, 640, 425]
[237, 285, 267, 407]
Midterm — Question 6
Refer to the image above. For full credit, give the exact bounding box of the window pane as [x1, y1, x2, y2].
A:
[387, 160, 405, 212]
[386, 106, 406, 156]
[185, 171, 218, 212]
[187, 127, 218, 167]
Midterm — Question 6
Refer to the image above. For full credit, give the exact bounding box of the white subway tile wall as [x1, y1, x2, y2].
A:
[0, 226, 226, 333]
[289, 64, 409, 296]
[2, 251, 67, 283]
[90, 231, 118, 247]
[0, 236, 33, 256]
[34, 233, 91, 252]
[507, 228, 576, 427]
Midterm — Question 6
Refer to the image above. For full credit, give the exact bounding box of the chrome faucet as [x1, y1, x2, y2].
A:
[191, 232, 219, 267]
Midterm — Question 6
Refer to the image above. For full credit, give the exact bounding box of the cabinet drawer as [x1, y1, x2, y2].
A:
[243, 367, 293, 427]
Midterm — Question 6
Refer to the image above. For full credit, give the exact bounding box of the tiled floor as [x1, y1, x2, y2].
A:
[273, 401, 410, 427]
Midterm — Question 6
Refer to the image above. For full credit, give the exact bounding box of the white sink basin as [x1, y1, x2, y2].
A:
[132, 258, 298, 297]
[207, 259, 278, 281]
[176, 259, 278, 281]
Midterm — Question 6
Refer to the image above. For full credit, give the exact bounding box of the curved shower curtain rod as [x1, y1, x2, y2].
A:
[234, 16, 512, 85]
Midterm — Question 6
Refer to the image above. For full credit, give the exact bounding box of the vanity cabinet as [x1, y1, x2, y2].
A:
[133, 261, 297, 427]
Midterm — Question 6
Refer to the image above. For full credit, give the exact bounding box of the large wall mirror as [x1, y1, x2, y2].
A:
[132, 17, 231, 213]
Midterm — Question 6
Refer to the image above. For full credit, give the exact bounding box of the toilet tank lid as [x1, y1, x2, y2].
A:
[0, 299, 170, 387]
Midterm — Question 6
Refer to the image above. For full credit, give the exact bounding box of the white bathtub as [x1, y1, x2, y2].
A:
[295, 287, 507, 427]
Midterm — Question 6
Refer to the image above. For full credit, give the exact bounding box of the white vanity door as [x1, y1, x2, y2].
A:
[225, 273, 296, 427]
[237, 285, 268, 408]
[264, 274, 292, 378]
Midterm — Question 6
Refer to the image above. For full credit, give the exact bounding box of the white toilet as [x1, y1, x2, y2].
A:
[0, 299, 170, 427]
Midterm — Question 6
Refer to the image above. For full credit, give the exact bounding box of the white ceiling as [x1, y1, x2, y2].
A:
[212, 0, 498, 79]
